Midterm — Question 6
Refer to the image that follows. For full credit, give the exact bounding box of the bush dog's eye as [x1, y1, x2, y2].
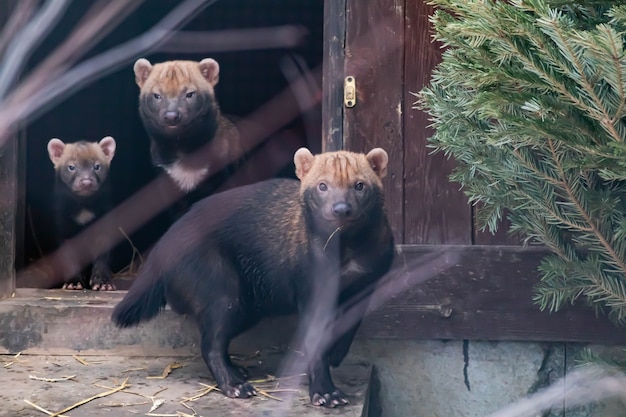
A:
[68, 164, 76, 171]
[318, 182, 328, 191]
[153, 93, 161, 100]
[186, 91, 196, 98]
[93, 163, 101, 171]
[355, 182, 364, 191]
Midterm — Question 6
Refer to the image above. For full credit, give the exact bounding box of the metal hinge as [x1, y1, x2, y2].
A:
[344, 76, 356, 108]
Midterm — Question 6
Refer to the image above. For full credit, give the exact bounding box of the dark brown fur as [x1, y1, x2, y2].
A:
[47, 136, 117, 290]
[112, 147, 394, 407]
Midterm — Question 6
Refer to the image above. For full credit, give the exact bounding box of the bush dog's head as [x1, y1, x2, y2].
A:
[294, 147, 389, 233]
[47, 136, 116, 197]
[133, 58, 220, 137]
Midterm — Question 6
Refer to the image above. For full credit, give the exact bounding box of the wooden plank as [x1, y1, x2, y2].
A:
[322, 0, 345, 152]
[403, 1, 471, 245]
[344, 0, 405, 243]
[0, 133, 17, 299]
[0, 1, 18, 298]
[4, 2, 27, 273]
[361, 245, 626, 344]
[7, 243, 626, 345]
[0, 0, 18, 296]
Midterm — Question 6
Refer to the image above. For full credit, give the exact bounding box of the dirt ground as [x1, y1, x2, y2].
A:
[1, 350, 371, 417]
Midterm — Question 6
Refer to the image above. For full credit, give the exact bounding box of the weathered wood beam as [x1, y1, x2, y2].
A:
[5, 246, 626, 348]
[0, 133, 17, 299]
[0, 0, 23, 299]
[361, 245, 626, 344]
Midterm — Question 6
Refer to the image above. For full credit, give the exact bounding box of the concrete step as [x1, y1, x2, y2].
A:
[0, 289, 378, 417]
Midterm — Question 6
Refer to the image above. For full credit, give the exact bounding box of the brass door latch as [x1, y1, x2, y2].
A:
[344, 76, 356, 108]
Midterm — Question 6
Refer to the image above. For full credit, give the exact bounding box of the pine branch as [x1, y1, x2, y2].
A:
[419, 0, 626, 323]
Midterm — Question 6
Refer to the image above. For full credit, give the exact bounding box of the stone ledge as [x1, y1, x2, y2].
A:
[1, 288, 376, 417]
[0, 288, 303, 356]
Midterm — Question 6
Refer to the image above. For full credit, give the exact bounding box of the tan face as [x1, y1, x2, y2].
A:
[47, 137, 116, 197]
[134, 58, 220, 134]
[294, 147, 389, 230]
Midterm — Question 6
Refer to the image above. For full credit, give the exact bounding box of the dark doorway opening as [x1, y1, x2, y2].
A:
[21, 0, 324, 286]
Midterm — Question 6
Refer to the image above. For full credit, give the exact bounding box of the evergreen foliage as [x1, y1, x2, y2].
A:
[417, 0, 626, 323]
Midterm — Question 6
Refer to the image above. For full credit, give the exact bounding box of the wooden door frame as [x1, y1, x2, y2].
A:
[0, 0, 21, 299]
[322, 0, 345, 152]
[0, 132, 18, 299]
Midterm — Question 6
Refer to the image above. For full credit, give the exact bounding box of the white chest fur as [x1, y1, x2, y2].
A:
[341, 260, 367, 276]
[164, 163, 209, 192]
[74, 209, 96, 225]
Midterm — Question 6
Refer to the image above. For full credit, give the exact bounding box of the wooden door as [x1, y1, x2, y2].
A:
[325, 0, 471, 245]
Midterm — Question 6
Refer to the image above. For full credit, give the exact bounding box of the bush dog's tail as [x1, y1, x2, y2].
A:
[111, 261, 166, 327]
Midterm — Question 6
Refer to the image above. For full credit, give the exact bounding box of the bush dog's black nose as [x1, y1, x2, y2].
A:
[333, 202, 352, 218]
[164, 111, 181, 125]
[79, 178, 93, 188]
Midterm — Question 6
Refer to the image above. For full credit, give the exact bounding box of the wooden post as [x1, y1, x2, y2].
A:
[0, 133, 17, 298]
[322, 0, 345, 152]
[0, 1, 19, 299]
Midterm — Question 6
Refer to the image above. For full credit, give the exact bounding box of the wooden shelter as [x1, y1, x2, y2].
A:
[0, 0, 624, 344]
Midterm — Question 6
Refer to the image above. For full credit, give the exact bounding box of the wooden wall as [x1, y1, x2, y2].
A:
[341, 0, 518, 247]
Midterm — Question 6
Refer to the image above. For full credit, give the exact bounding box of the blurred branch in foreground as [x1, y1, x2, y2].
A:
[8, 0, 146, 104]
[158, 25, 309, 53]
[487, 364, 626, 417]
[0, 0, 38, 59]
[0, 0, 71, 99]
[0, 0, 217, 150]
[272, 249, 459, 412]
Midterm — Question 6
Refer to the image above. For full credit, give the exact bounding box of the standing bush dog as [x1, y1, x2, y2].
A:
[47, 136, 117, 290]
[112, 147, 394, 407]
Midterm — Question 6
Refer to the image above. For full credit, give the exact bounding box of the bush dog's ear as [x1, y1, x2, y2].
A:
[366, 148, 389, 179]
[294, 147, 316, 181]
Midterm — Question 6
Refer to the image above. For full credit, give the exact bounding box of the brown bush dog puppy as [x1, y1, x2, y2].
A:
[47, 137, 117, 290]
[133, 57, 242, 193]
[112, 147, 394, 407]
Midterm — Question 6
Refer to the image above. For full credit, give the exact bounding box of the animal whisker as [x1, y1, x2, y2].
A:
[323, 226, 343, 252]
